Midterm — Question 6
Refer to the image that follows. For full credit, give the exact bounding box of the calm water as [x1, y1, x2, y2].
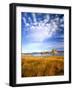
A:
[32, 52, 64, 56]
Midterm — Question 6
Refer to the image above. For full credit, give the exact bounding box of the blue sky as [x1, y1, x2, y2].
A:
[21, 12, 64, 53]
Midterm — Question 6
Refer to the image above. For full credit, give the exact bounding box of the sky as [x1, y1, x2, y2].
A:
[21, 12, 64, 53]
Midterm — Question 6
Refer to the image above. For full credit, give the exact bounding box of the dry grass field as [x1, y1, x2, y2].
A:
[21, 54, 64, 77]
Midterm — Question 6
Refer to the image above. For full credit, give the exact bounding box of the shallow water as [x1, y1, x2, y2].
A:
[32, 52, 64, 56]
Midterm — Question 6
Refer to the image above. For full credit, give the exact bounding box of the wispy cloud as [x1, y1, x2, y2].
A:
[23, 14, 60, 42]
[32, 13, 37, 23]
[22, 13, 64, 53]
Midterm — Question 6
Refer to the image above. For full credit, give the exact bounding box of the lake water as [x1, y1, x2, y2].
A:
[32, 52, 64, 56]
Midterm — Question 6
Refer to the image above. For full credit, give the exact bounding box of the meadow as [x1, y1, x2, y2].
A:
[21, 54, 64, 77]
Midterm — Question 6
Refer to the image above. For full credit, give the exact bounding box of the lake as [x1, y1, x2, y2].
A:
[32, 52, 64, 56]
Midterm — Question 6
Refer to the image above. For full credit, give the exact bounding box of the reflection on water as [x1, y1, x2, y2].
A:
[32, 52, 64, 56]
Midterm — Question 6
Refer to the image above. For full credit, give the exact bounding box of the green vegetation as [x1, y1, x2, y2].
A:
[51, 49, 58, 56]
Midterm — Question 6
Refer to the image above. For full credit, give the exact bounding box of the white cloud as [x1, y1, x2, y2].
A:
[60, 16, 64, 23]
[60, 24, 64, 27]
[25, 19, 59, 42]
[54, 17, 59, 22]
[22, 14, 64, 53]
[23, 17, 30, 27]
[23, 14, 63, 43]
[44, 14, 50, 23]
[22, 17, 26, 24]
[32, 13, 37, 23]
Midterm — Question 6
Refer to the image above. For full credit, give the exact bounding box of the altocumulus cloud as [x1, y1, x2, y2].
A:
[22, 12, 64, 53]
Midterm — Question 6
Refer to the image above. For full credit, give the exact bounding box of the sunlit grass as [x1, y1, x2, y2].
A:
[21, 55, 64, 77]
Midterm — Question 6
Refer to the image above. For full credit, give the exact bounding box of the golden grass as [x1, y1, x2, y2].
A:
[21, 55, 64, 77]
